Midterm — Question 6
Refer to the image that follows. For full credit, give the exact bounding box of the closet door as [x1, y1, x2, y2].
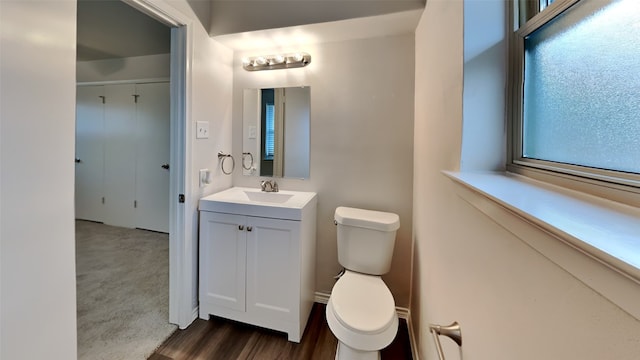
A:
[134, 82, 170, 233]
[75, 85, 105, 222]
[103, 84, 136, 228]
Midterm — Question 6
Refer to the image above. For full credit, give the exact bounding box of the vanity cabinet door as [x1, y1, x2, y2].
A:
[199, 212, 246, 312]
[245, 217, 300, 322]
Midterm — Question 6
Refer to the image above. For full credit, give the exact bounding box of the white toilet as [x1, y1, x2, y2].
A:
[327, 206, 400, 360]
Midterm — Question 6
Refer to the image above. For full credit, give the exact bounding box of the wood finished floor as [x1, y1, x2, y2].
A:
[149, 303, 412, 360]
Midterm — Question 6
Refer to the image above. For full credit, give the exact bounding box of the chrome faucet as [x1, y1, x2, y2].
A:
[260, 180, 279, 192]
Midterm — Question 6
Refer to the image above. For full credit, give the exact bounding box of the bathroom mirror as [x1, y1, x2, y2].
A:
[242, 86, 310, 179]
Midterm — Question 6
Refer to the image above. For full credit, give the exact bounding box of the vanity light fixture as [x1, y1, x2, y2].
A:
[242, 52, 311, 71]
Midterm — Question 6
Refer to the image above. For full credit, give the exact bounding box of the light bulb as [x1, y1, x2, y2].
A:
[271, 55, 285, 64]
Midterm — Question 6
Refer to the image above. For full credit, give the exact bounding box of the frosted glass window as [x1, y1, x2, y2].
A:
[523, 0, 640, 174]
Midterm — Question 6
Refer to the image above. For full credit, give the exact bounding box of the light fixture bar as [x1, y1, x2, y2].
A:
[242, 52, 311, 72]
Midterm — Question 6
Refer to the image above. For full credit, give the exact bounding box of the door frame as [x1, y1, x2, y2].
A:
[121, 0, 194, 328]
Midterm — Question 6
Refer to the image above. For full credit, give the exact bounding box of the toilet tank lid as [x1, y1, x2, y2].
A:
[335, 207, 400, 232]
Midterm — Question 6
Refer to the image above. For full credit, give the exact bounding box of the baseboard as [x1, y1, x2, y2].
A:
[314, 291, 330, 304]
[396, 306, 410, 320]
[406, 312, 420, 360]
[315, 291, 419, 359]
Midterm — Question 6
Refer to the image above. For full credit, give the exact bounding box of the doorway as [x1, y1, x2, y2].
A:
[75, 0, 189, 357]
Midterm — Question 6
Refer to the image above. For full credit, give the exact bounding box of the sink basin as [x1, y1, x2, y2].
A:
[244, 191, 294, 204]
[199, 187, 317, 220]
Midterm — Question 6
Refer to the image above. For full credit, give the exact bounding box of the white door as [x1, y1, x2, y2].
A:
[246, 216, 299, 321]
[103, 84, 137, 228]
[199, 212, 246, 312]
[134, 82, 170, 233]
[75, 85, 105, 222]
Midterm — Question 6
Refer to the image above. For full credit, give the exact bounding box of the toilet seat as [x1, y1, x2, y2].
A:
[327, 271, 398, 352]
[330, 271, 396, 334]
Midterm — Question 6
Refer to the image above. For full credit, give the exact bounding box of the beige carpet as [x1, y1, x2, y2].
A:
[76, 220, 177, 360]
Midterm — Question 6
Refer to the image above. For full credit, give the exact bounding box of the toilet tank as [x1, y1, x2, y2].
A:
[334, 207, 400, 275]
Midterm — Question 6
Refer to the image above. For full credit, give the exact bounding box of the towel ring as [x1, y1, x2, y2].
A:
[217, 152, 235, 175]
[242, 152, 254, 170]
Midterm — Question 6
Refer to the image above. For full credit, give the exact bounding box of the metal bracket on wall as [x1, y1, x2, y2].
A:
[429, 322, 462, 360]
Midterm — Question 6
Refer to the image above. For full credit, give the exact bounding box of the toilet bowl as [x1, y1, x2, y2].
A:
[327, 207, 400, 360]
[326, 271, 398, 360]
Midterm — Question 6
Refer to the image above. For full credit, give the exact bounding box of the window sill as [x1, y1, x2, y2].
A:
[444, 171, 640, 320]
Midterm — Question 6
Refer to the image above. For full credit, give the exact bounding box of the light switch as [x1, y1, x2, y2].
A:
[249, 126, 257, 139]
[196, 121, 209, 139]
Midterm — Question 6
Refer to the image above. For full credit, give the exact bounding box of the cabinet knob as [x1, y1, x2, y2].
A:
[247, 226, 253, 232]
[238, 225, 244, 230]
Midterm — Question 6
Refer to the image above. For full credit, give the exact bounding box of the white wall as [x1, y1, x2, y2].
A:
[461, 0, 506, 171]
[232, 34, 415, 307]
[1, 1, 233, 357]
[412, 1, 640, 359]
[412, 1, 464, 356]
[186, 16, 234, 313]
[0, 1, 78, 359]
[76, 53, 170, 82]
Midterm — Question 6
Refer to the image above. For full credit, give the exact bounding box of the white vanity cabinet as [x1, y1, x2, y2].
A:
[198, 187, 317, 343]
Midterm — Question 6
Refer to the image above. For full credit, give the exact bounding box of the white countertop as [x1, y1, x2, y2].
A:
[199, 187, 317, 221]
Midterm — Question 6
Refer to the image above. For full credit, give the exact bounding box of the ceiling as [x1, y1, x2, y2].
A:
[209, 0, 425, 36]
[77, 0, 171, 61]
[76, 0, 425, 61]
[214, 9, 423, 52]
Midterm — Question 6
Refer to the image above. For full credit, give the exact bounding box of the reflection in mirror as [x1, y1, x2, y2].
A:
[242, 86, 310, 179]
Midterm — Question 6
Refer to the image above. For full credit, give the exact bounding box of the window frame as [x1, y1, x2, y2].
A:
[507, 0, 640, 207]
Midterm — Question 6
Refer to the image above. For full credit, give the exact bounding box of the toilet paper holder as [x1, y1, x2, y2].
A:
[429, 322, 462, 360]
